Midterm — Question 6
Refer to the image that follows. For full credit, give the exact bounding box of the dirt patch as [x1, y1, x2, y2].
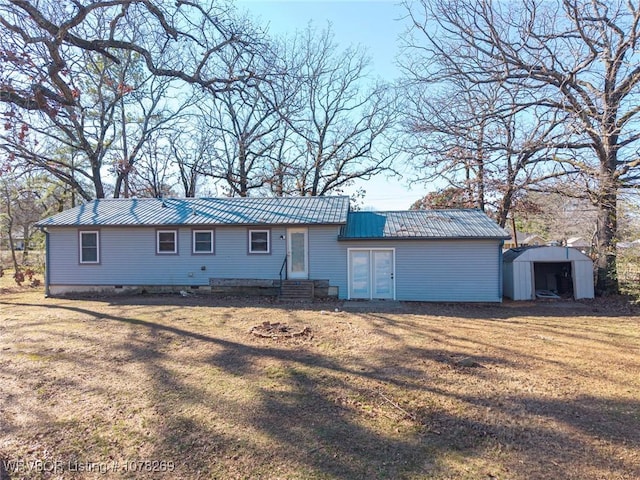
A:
[0, 285, 639, 479]
[250, 321, 312, 339]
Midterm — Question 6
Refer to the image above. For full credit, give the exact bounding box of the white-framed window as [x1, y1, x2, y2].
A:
[192, 229, 214, 254]
[79, 230, 100, 264]
[156, 230, 178, 254]
[248, 229, 270, 254]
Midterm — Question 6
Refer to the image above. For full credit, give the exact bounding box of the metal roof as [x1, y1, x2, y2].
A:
[339, 210, 510, 240]
[503, 246, 592, 263]
[503, 248, 529, 262]
[37, 196, 350, 227]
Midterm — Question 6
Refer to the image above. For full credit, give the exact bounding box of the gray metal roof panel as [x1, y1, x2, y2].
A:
[503, 248, 528, 262]
[339, 210, 510, 240]
[37, 196, 350, 227]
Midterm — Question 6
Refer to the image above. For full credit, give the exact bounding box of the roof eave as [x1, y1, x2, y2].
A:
[338, 235, 511, 241]
[41, 220, 348, 228]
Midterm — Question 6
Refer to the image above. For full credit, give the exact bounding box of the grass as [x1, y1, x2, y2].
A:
[0, 280, 639, 479]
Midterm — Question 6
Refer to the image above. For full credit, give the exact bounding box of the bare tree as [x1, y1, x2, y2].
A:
[1, 43, 193, 200]
[410, 187, 476, 210]
[110, 52, 197, 198]
[521, 190, 599, 245]
[0, 169, 60, 278]
[172, 124, 212, 198]
[401, 53, 575, 227]
[273, 25, 400, 196]
[403, 0, 640, 293]
[0, 0, 256, 112]
[126, 133, 180, 198]
[196, 45, 281, 197]
[0, 0, 262, 197]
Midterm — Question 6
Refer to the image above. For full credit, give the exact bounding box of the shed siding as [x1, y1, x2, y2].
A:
[573, 261, 595, 299]
[512, 262, 533, 300]
[503, 262, 514, 299]
[503, 247, 595, 300]
[339, 239, 502, 302]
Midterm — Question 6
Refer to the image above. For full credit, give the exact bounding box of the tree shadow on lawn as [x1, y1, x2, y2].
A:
[91, 305, 640, 476]
[107, 319, 488, 478]
[443, 390, 640, 478]
[1, 299, 639, 478]
[206, 340, 640, 478]
[352, 309, 640, 365]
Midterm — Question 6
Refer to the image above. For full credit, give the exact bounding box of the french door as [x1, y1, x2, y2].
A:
[348, 249, 395, 299]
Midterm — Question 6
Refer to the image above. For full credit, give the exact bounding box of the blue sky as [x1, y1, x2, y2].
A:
[235, 0, 428, 210]
[237, 0, 406, 81]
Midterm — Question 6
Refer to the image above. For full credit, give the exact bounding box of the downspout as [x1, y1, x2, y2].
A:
[40, 227, 50, 297]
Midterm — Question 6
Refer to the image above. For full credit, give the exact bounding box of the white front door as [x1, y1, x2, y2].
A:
[348, 249, 395, 299]
[287, 228, 308, 279]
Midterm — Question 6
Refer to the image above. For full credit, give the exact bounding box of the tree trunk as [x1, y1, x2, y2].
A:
[92, 158, 105, 199]
[4, 199, 20, 274]
[187, 173, 196, 197]
[497, 188, 514, 228]
[475, 123, 485, 211]
[7, 233, 19, 275]
[21, 226, 29, 264]
[594, 162, 619, 295]
[113, 174, 123, 199]
[274, 163, 284, 196]
[113, 170, 131, 199]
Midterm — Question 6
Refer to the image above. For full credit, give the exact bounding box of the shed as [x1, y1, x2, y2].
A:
[503, 246, 594, 300]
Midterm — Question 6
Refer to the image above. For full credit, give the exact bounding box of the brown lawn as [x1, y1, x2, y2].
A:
[0, 284, 639, 479]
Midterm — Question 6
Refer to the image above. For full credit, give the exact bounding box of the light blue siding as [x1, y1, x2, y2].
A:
[48, 226, 292, 286]
[312, 235, 503, 301]
[47, 226, 503, 302]
[308, 226, 348, 296]
[338, 239, 503, 302]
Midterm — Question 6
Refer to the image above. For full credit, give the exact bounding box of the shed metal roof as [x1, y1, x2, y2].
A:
[37, 196, 350, 227]
[503, 246, 593, 263]
[339, 210, 510, 240]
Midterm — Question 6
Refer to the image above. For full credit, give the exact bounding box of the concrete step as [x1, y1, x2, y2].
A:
[279, 280, 314, 301]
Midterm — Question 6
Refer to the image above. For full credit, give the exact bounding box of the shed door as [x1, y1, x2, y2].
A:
[349, 249, 395, 300]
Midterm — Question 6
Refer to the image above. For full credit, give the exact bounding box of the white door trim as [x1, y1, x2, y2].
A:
[347, 248, 396, 300]
[287, 228, 309, 279]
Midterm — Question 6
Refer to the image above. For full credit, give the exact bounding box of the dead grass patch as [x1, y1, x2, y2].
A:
[0, 285, 639, 479]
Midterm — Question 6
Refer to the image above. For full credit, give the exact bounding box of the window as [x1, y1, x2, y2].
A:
[157, 230, 177, 254]
[80, 231, 99, 264]
[248, 229, 270, 254]
[193, 230, 214, 254]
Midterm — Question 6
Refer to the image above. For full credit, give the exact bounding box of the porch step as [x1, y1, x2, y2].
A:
[279, 280, 314, 302]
